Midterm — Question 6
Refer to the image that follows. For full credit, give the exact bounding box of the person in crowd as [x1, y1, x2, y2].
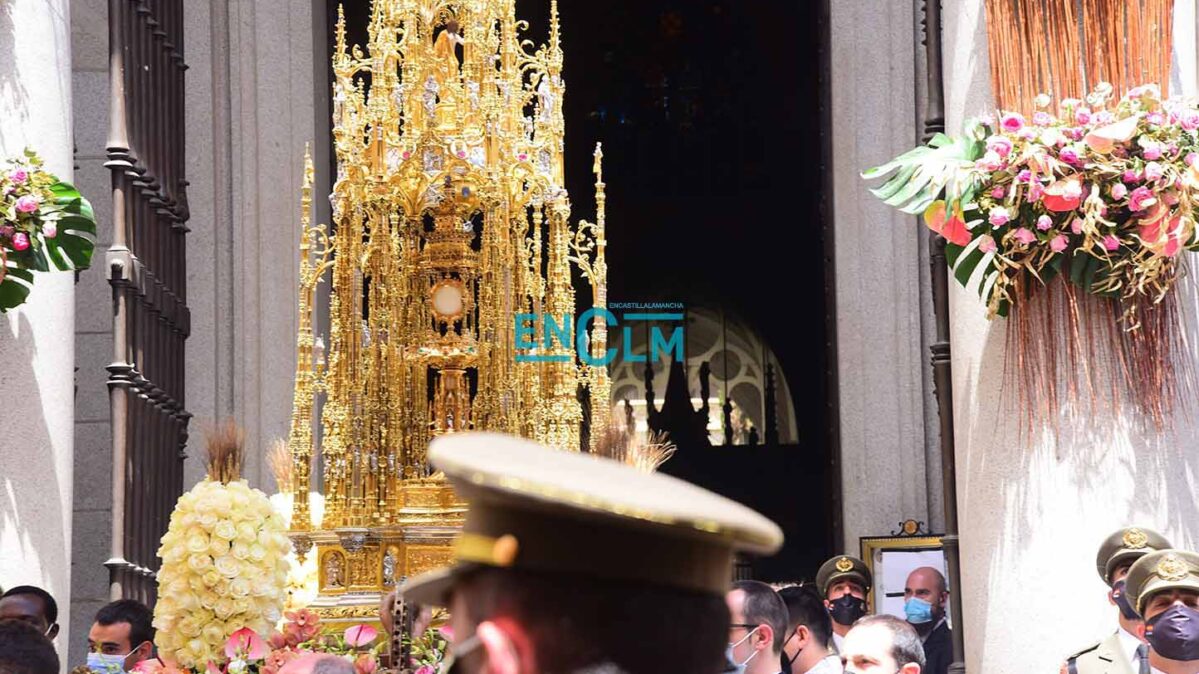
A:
[1125, 549, 1199, 674]
[86, 599, 155, 672]
[1063, 527, 1172, 674]
[727, 580, 788, 674]
[0, 619, 60, 674]
[902, 568, 951, 674]
[0, 585, 59, 640]
[778, 584, 842, 674]
[841, 615, 924, 674]
[402, 432, 783, 674]
[278, 654, 356, 674]
[816, 556, 873, 653]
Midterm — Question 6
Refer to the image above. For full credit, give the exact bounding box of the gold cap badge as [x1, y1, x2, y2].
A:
[1123, 528, 1149, 549]
[1156, 553, 1188, 581]
[836, 556, 854, 573]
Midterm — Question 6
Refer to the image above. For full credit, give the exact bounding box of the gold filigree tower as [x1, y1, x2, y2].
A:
[287, 0, 611, 623]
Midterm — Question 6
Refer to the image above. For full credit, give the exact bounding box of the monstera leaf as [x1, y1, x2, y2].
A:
[0, 181, 96, 312]
[861, 122, 988, 215]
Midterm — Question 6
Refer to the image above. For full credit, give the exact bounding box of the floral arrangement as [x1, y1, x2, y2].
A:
[134, 610, 383, 674]
[1, 149, 97, 311]
[864, 83, 1199, 427]
[152, 423, 292, 668]
[863, 83, 1199, 320]
[404, 625, 452, 674]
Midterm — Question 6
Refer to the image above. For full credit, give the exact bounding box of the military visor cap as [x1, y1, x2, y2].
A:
[1096, 527, 1172, 585]
[403, 432, 784, 606]
[816, 555, 872, 596]
[1125, 549, 1199, 615]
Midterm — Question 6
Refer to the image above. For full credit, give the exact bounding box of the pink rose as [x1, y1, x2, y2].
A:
[1123, 169, 1140, 182]
[1026, 183, 1044, 202]
[1146, 112, 1165, 126]
[1014, 228, 1037, 245]
[15, 195, 38, 213]
[0, 225, 13, 238]
[1103, 234, 1120, 251]
[1144, 162, 1164, 182]
[1070, 218, 1084, 234]
[1129, 186, 1157, 212]
[1036, 215, 1053, 231]
[11, 232, 29, 251]
[1075, 108, 1092, 125]
[1058, 147, 1080, 165]
[1033, 111, 1053, 126]
[7, 169, 27, 184]
[1111, 183, 1128, 200]
[1000, 113, 1025, 133]
[988, 206, 1010, 227]
[978, 235, 997, 253]
[1141, 140, 1162, 161]
[42, 221, 56, 239]
[1050, 234, 1069, 252]
[990, 185, 1006, 199]
[1017, 169, 1032, 183]
[414, 667, 435, 674]
[1182, 111, 1199, 131]
[1164, 190, 1180, 206]
[986, 135, 1013, 158]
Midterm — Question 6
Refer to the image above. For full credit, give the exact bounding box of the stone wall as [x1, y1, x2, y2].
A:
[828, 0, 942, 554]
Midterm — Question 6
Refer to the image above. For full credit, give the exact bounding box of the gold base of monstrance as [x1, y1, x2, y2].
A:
[293, 481, 465, 628]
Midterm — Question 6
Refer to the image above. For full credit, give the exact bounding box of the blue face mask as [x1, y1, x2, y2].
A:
[725, 627, 760, 674]
[86, 651, 130, 674]
[904, 597, 934, 624]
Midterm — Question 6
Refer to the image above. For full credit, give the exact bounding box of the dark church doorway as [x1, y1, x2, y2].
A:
[329, 0, 838, 584]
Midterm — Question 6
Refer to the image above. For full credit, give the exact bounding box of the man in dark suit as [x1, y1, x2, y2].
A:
[903, 567, 950, 674]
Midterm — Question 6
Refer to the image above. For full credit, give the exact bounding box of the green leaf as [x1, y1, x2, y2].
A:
[42, 181, 97, 271]
[0, 268, 34, 312]
[951, 236, 988, 288]
[868, 164, 920, 201]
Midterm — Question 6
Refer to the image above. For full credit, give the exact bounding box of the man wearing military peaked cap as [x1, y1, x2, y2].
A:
[1061, 527, 1172, 674]
[815, 555, 872, 654]
[1124, 549, 1199, 672]
[402, 432, 784, 674]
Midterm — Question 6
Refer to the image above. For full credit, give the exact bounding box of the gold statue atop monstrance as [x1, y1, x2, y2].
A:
[285, 0, 612, 626]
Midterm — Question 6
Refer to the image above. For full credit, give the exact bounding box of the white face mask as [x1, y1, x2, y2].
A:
[86, 651, 130, 674]
[726, 626, 761, 674]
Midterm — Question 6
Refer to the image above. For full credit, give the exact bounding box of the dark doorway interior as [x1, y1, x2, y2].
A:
[331, 0, 835, 583]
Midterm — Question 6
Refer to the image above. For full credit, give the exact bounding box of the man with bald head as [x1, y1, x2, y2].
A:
[903, 567, 950, 674]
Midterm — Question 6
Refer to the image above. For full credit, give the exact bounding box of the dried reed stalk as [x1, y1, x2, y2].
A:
[267, 438, 295, 495]
[1002, 276, 1195, 435]
[205, 419, 245, 484]
[984, 0, 1174, 114]
[591, 420, 677, 473]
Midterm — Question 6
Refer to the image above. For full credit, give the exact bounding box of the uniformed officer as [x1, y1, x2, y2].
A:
[1061, 527, 1173, 674]
[1125, 549, 1199, 672]
[815, 555, 873, 654]
[402, 432, 784, 674]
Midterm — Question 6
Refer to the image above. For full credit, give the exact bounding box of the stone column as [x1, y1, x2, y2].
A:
[943, 1, 1199, 671]
[0, 0, 77, 661]
[185, 0, 316, 491]
[829, 0, 940, 551]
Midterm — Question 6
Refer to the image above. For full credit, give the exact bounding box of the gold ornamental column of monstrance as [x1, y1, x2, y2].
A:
[285, 0, 612, 626]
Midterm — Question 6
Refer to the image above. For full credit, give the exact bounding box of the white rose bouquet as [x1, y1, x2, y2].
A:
[152, 422, 292, 668]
